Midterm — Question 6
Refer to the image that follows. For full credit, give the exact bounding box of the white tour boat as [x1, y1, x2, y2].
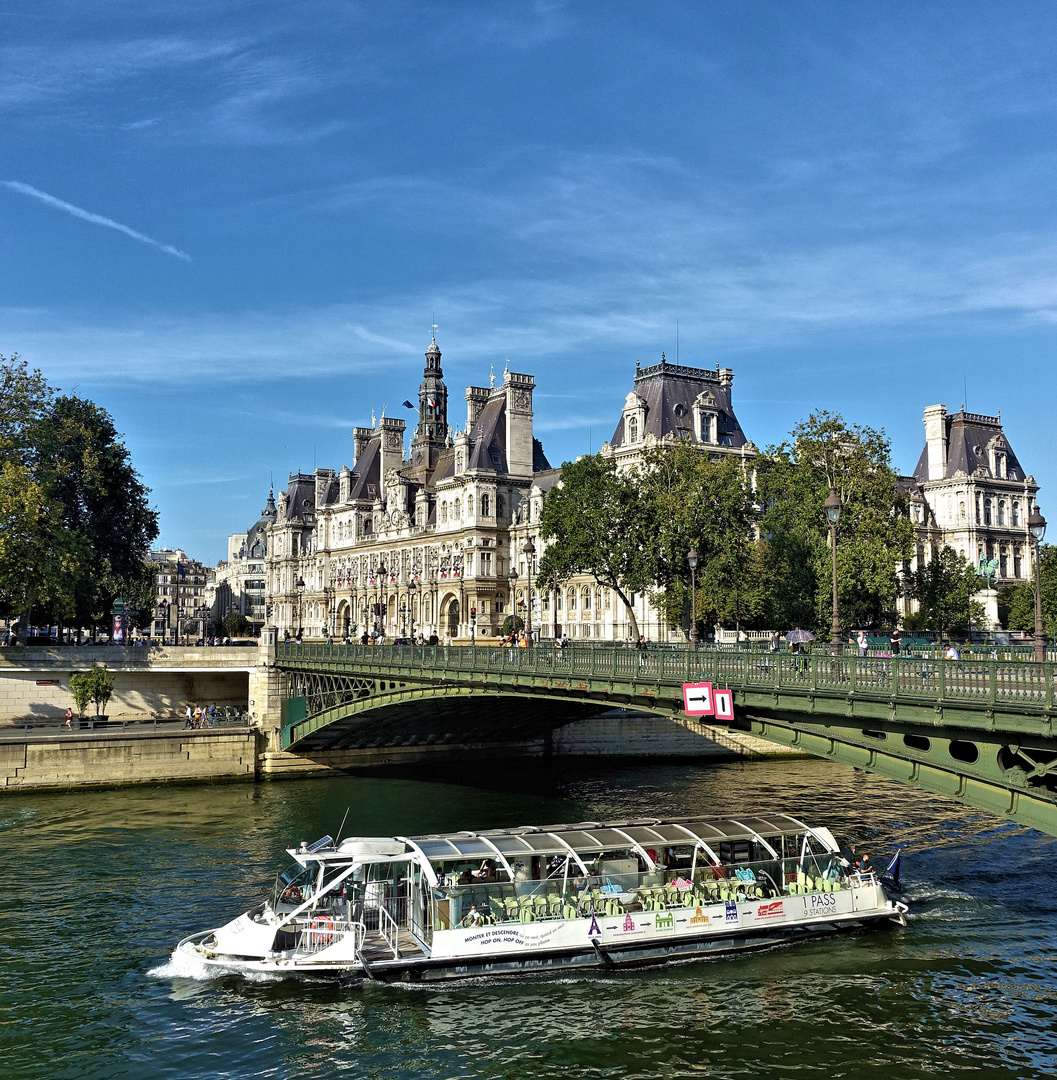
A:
[177, 814, 908, 983]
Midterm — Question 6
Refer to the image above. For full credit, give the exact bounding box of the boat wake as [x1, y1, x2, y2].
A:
[149, 949, 218, 982]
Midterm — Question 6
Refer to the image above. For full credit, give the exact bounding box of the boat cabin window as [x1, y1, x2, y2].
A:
[274, 860, 320, 907]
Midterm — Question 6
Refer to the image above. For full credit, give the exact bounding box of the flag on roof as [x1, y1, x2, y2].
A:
[428, 398, 436, 409]
[402, 400, 414, 409]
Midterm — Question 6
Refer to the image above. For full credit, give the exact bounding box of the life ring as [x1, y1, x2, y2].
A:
[283, 885, 303, 903]
[310, 916, 336, 944]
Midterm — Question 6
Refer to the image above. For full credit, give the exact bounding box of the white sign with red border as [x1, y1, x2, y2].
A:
[714, 688, 735, 721]
[683, 682, 714, 716]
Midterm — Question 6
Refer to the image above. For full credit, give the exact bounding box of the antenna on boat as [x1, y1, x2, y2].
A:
[335, 806, 351, 845]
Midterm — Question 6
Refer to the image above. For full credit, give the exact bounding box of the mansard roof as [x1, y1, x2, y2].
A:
[533, 437, 551, 472]
[282, 474, 317, 522]
[912, 410, 1028, 483]
[608, 357, 748, 450]
[348, 438, 382, 501]
[467, 394, 508, 473]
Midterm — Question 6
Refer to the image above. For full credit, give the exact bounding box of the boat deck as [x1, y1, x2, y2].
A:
[360, 927, 426, 964]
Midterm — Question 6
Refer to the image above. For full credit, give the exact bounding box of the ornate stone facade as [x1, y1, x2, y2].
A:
[210, 490, 276, 632]
[900, 404, 1040, 627]
[266, 337, 551, 641]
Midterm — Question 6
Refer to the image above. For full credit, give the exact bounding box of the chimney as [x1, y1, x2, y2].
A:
[923, 405, 948, 481]
[352, 427, 373, 466]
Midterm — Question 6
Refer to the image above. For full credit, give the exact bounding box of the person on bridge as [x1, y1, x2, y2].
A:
[856, 630, 868, 657]
[945, 643, 960, 661]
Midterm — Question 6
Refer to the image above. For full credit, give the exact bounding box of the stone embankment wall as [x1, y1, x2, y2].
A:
[0, 669, 250, 722]
[0, 728, 261, 791]
[0, 645, 258, 722]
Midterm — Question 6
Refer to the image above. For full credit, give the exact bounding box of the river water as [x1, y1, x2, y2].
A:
[1, 758, 1055, 1079]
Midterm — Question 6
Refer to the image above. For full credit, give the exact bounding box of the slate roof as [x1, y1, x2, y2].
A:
[283, 474, 318, 522]
[608, 359, 748, 449]
[467, 395, 509, 473]
[912, 411, 1027, 483]
[348, 439, 382, 501]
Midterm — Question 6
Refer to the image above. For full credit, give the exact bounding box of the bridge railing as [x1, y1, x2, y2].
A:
[277, 642, 1057, 711]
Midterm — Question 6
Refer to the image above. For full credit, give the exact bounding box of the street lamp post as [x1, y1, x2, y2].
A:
[523, 539, 536, 643]
[399, 602, 407, 637]
[470, 604, 477, 640]
[688, 547, 699, 651]
[408, 579, 417, 641]
[508, 567, 518, 637]
[295, 576, 305, 641]
[1029, 504, 1047, 662]
[824, 487, 843, 655]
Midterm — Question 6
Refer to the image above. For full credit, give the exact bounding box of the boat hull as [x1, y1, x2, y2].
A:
[177, 902, 904, 985]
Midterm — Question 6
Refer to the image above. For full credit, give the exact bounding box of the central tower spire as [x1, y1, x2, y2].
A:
[411, 331, 448, 473]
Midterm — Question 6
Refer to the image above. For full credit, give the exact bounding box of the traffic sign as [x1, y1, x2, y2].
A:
[683, 682, 714, 716]
[714, 688, 734, 721]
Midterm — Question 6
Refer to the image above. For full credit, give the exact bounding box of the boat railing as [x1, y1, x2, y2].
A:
[297, 917, 365, 954]
[378, 898, 406, 958]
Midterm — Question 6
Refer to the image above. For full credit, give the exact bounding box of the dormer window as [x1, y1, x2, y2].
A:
[627, 415, 639, 443]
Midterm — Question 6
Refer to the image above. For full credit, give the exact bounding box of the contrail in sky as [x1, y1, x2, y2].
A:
[3, 180, 191, 262]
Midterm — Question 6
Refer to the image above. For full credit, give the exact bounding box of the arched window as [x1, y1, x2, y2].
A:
[959, 501, 966, 521]
[984, 499, 992, 526]
[627, 415, 639, 443]
[467, 495, 474, 517]
[567, 588, 577, 610]
[482, 494, 490, 517]
[440, 503, 448, 523]
[998, 501, 1005, 526]
[1012, 501, 1020, 526]
[582, 588, 591, 611]
[454, 498, 461, 521]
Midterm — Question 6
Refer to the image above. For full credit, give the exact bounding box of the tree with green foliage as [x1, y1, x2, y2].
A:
[637, 441, 760, 636]
[32, 395, 159, 635]
[905, 546, 985, 639]
[222, 611, 252, 638]
[68, 670, 93, 719]
[0, 356, 85, 639]
[0, 356, 158, 641]
[537, 454, 656, 638]
[89, 665, 116, 717]
[757, 411, 915, 633]
[998, 545, 1057, 640]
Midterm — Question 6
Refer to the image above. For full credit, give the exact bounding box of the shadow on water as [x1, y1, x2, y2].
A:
[1, 757, 1056, 1079]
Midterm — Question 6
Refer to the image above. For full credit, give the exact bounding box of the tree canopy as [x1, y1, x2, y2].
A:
[905, 546, 985, 638]
[757, 411, 915, 633]
[536, 410, 916, 643]
[999, 545, 1057, 640]
[537, 454, 655, 638]
[0, 355, 159, 639]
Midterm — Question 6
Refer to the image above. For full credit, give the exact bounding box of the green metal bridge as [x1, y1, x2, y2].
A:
[277, 642, 1057, 836]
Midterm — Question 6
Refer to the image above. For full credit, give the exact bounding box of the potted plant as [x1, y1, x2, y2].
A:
[89, 665, 116, 727]
[69, 671, 94, 728]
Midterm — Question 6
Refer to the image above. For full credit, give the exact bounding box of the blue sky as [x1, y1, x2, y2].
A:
[5, 2, 1057, 564]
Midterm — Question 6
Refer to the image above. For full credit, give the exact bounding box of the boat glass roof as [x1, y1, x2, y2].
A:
[404, 815, 812, 861]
